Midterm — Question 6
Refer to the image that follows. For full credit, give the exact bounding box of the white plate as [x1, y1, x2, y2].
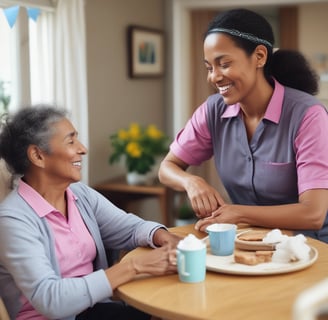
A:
[206, 246, 318, 275]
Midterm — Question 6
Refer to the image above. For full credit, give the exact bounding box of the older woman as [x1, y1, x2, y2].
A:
[0, 105, 180, 320]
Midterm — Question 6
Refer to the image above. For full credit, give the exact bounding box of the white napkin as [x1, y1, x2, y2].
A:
[263, 229, 311, 263]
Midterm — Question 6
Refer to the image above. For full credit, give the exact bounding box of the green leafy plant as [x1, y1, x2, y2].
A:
[109, 123, 170, 174]
[178, 202, 195, 220]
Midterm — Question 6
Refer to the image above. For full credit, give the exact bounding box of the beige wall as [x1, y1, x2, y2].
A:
[299, 2, 328, 105]
[299, 3, 328, 61]
[85, 0, 166, 186]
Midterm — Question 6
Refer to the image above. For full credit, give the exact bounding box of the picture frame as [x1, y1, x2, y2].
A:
[127, 25, 164, 78]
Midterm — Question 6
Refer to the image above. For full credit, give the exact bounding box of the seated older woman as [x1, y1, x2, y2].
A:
[0, 105, 180, 320]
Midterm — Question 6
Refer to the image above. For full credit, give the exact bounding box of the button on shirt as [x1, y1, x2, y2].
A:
[16, 180, 97, 320]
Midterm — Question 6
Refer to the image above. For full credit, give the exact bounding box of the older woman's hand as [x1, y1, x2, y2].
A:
[131, 244, 177, 275]
[106, 244, 177, 290]
[152, 228, 183, 248]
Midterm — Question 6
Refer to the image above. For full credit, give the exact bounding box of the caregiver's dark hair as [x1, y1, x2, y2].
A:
[0, 105, 68, 175]
[205, 8, 319, 95]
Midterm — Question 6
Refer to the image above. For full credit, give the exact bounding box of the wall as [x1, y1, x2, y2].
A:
[298, 2, 328, 106]
[85, 0, 166, 186]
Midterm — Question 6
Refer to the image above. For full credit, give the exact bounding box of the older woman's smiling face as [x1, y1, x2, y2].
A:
[42, 118, 87, 184]
[204, 33, 259, 106]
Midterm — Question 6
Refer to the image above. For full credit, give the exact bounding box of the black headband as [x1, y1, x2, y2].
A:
[208, 27, 273, 48]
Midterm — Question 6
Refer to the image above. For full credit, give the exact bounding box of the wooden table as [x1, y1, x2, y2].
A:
[116, 224, 328, 320]
[93, 176, 174, 226]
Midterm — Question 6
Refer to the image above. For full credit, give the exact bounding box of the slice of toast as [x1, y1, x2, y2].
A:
[234, 250, 274, 266]
[238, 231, 267, 242]
[235, 231, 277, 251]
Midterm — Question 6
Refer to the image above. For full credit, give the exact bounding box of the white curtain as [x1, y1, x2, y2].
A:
[30, 11, 55, 104]
[54, 0, 89, 184]
[31, 0, 89, 184]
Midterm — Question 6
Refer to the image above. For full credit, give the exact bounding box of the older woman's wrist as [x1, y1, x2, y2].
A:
[153, 228, 182, 248]
[152, 228, 170, 247]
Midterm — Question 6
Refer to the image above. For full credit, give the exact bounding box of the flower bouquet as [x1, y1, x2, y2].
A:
[109, 123, 170, 176]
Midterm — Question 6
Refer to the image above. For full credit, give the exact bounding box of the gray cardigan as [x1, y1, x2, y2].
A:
[0, 181, 164, 319]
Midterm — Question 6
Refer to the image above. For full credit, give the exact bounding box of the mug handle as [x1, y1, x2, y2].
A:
[177, 250, 190, 276]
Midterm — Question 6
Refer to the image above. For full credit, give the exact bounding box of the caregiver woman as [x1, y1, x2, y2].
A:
[158, 8, 328, 242]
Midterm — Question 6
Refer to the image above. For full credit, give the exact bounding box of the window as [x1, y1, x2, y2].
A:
[0, 1, 55, 114]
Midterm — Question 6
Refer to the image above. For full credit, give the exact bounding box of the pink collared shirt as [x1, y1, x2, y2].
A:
[16, 180, 96, 320]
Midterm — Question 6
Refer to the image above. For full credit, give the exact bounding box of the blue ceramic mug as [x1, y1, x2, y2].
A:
[206, 223, 237, 256]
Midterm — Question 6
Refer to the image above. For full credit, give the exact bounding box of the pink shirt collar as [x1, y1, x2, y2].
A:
[18, 179, 77, 217]
[221, 79, 284, 124]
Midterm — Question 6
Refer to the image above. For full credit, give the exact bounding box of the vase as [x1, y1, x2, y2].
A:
[126, 171, 150, 185]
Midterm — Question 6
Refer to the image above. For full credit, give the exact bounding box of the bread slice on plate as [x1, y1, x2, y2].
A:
[238, 231, 267, 241]
[234, 249, 274, 266]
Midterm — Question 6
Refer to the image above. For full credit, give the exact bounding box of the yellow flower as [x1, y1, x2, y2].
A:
[146, 124, 163, 139]
[118, 129, 129, 140]
[128, 123, 141, 140]
[109, 122, 170, 174]
[126, 141, 142, 158]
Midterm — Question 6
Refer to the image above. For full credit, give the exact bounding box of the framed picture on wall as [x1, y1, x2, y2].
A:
[127, 25, 164, 78]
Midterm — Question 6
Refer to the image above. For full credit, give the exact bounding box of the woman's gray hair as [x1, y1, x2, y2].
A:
[0, 104, 68, 175]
